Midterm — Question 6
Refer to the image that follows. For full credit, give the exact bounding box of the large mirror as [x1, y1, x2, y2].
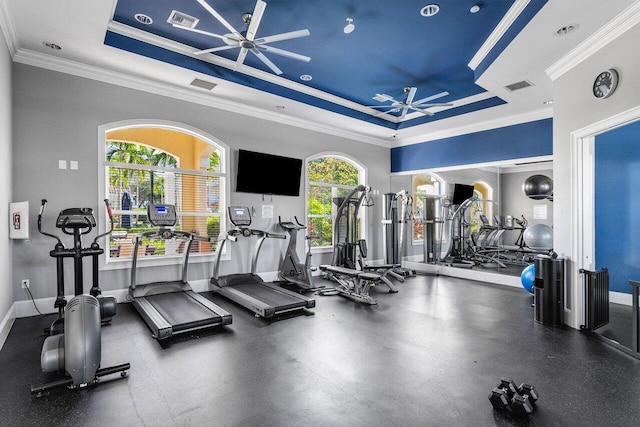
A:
[391, 159, 554, 284]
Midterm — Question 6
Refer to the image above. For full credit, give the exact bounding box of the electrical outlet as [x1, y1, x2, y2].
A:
[21, 279, 29, 289]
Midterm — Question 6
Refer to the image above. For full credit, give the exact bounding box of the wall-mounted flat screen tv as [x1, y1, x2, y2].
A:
[236, 149, 303, 197]
[451, 183, 475, 205]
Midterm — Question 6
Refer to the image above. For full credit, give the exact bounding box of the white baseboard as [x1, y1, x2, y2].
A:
[404, 260, 522, 288]
[13, 279, 215, 319]
[403, 260, 635, 307]
[0, 305, 16, 352]
[610, 291, 632, 306]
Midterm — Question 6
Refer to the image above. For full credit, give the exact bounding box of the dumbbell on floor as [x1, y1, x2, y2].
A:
[488, 377, 538, 417]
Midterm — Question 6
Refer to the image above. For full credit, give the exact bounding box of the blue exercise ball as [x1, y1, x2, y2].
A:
[521, 264, 535, 294]
[523, 223, 553, 250]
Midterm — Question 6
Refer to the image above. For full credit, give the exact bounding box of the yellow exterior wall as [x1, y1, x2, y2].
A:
[106, 127, 212, 236]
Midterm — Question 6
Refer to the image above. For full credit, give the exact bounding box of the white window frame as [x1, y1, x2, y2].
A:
[98, 119, 230, 271]
[305, 152, 367, 254]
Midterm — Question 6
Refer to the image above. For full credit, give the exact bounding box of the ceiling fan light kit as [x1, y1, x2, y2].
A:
[344, 18, 355, 34]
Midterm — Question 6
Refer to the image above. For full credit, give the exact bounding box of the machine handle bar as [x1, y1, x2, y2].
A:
[37, 199, 63, 245]
[94, 199, 114, 244]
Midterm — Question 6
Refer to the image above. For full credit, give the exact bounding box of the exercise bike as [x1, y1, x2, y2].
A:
[277, 216, 324, 291]
[31, 199, 130, 396]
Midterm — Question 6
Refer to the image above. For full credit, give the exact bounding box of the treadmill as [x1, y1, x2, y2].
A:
[210, 206, 315, 318]
[128, 204, 232, 340]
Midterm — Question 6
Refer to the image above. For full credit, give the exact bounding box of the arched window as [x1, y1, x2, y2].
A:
[306, 154, 366, 249]
[99, 121, 228, 265]
[411, 173, 446, 241]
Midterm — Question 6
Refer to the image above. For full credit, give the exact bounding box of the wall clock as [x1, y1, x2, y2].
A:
[593, 69, 619, 99]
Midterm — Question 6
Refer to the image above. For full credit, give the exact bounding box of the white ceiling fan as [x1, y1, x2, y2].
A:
[369, 87, 453, 120]
[171, 0, 310, 75]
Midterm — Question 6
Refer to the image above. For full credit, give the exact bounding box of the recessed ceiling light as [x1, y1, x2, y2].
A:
[300, 75, 312, 81]
[553, 23, 579, 36]
[135, 14, 153, 25]
[42, 42, 61, 50]
[420, 4, 440, 17]
[470, 4, 481, 13]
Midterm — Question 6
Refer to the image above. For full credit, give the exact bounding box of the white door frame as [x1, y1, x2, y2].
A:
[569, 106, 640, 328]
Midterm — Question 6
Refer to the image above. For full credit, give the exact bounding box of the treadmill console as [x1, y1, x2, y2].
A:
[228, 206, 251, 227]
[147, 204, 177, 227]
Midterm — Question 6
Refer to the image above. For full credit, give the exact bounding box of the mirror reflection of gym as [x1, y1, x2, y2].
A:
[413, 164, 554, 280]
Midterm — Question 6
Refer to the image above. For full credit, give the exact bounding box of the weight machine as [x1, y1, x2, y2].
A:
[320, 185, 399, 303]
[382, 191, 416, 277]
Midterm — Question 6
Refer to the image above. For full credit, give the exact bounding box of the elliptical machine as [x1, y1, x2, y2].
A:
[31, 199, 130, 396]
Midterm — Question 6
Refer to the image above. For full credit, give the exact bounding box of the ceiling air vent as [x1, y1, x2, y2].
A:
[167, 10, 199, 28]
[504, 80, 534, 92]
[134, 14, 153, 25]
[190, 78, 217, 91]
[420, 4, 440, 17]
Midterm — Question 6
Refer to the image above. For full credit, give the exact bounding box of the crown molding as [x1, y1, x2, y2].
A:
[546, 1, 640, 81]
[12, 48, 390, 148]
[468, 0, 530, 71]
[0, 0, 18, 57]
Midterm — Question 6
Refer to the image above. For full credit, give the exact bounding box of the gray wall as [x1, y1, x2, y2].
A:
[11, 64, 391, 303]
[500, 169, 554, 245]
[0, 26, 13, 336]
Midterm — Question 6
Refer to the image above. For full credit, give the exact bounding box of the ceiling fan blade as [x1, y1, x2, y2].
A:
[245, 0, 266, 41]
[413, 91, 450, 105]
[235, 47, 249, 70]
[414, 102, 454, 108]
[372, 107, 401, 117]
[400, 105, 409, 120]
[405, 87, 417, 104]
[374, 109, 394, 118]
[258, 45, 310, 62]
[413, 108, 435, 117]
[196, 0, 243, 39]
[256, 29, 311, 45]
[250, 48, 283, 75]
[373, 93, 395, 103]
[194, 44, 239, 55]
[172, 25, 229, 41]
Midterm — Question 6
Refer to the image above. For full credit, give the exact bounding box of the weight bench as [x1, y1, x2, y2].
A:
[318, 265, 397, 305]
[360, 264, 402, 291]
[357, 239, 408, 286]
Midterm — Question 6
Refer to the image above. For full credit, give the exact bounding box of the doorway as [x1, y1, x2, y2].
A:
[572, 106, 640, 350]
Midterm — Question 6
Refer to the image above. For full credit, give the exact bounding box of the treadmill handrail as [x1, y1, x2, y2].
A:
[211, 227, 285, 280]
[130, 228, 203, 291]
